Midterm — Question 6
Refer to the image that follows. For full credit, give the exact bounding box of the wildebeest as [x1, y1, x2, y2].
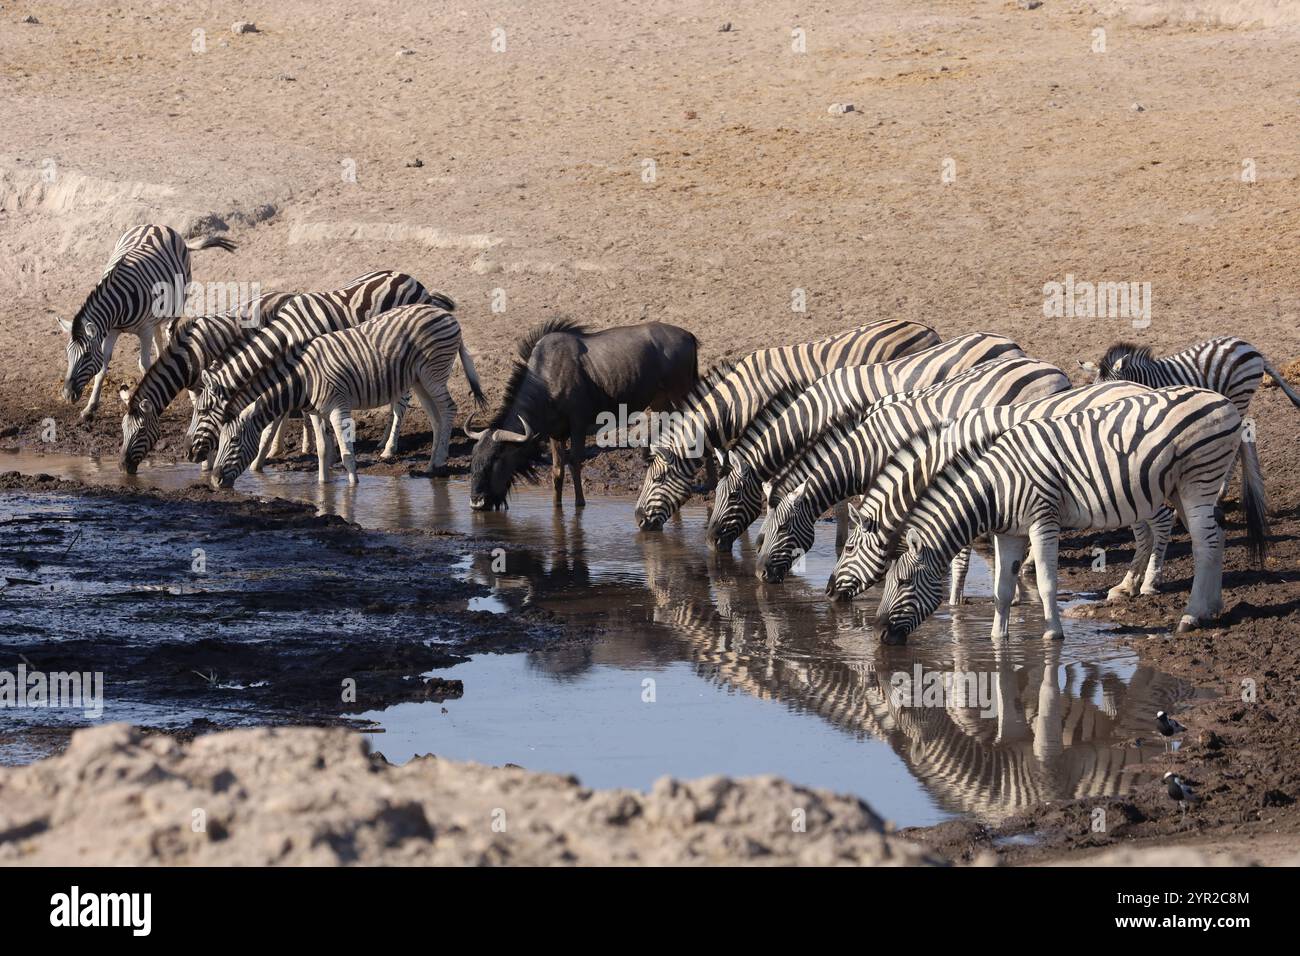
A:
[467, 319, 700, 510]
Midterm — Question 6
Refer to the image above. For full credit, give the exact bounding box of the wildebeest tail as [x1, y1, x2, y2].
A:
[1261, 356, 1300, 409]
[186, 235, 237, 253]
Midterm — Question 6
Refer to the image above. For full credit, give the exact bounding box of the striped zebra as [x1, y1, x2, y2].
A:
[1080, 337, 1300, 516]
[187, 271, 460, 468]
[748, 357, 1071, 581]
[117, 292, 294, 473]
[212, 304, 473, 487]
[871, 386, 1260, 644]
[633, 320, 940, 529]
[704, 332, 1027, 552]
[60, 225, 237, 420]
[827, 381, 1162, 602]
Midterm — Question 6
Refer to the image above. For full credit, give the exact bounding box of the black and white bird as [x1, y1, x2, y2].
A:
[1156, 710, 1186, 751]
[1164, 772, 1199, 816]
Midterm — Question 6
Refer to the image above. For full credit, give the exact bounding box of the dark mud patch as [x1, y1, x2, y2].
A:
[0, 474, 571, 756]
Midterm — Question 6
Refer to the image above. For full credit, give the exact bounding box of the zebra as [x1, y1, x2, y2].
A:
[633, 320, 941, 530]
[748, 357, 1071, 581]
[187, 271, 460, 469]
[827, 381, 1162, 602]
[871, 386, 1262, 644]
[117, 292, 294, 473]
[59, 225, 237, 420]
[704, 332, 1027, 552]
[211, 304, 475, 487]
[1079, 337, 1300, 518]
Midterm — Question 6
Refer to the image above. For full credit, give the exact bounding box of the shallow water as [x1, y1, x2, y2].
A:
[0, 451, 1206, 826]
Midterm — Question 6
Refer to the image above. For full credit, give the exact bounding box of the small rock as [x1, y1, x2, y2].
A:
[828, 103, 855, 115]
[231, 21, 258, 34]
[1131, 102, 1145, 112]
[1018, 1, 1042, 9]
[21, 14, 39, 23]
[395, 48, 416, 57]
[718, 22, 733, 33]
[275, 73, 295, 82]
[405, 157, 424, 168]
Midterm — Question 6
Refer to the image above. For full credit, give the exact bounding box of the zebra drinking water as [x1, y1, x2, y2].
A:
[211, 304, 478, 487]
[117, 292, 295, 473]
[747, 357, 1071, 582]
[59, 225, 237, 420]
[634, 320, 940, 530]
[871, 386, 1261, 644]
[187, 271, 461, 469]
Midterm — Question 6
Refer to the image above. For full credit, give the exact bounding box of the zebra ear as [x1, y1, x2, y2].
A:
[714, 447, 726, 467]
[117, 383, 132, 405]
[1111, 357, 1125, 373]
[762, 480, 773, 500]
[56, 316, 73, 334]
[905, 527, 924, 555]
[786, 479, 809, 502]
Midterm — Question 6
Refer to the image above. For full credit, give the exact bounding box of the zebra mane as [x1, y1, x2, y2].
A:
[770, 412, 863, 498]
[1099, 342, 1152, 375]
[653, 358, 737, 451]
[489, 317, 587, 429]
[70, 281, 111, 339]
[877, 423, 988, 558]
[730, 380, 810, 463]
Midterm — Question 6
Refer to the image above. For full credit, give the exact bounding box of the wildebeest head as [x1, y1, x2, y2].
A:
[466, 415, 543, 510]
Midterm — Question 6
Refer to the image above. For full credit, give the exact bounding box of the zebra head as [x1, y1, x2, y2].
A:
[1084, 343, 1150, 384]
[826, 505, 893, 600]
[705, 450, 763, 552]
[755, 480, 815, 582]
[635, 445, 695, 530]
[211, 417, 258, 489]
[188, 370, 230, 462]
[59, 313, 103, 403]
[873, 527, 946, 644]
[119, 385, 160, 475]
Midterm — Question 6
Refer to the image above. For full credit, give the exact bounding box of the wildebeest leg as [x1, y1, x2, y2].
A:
[568, 425, 586, 508]
[550, 438, 565, 505]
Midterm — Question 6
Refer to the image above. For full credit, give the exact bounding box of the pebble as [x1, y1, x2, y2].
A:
[828, 103, 855, 115]
[232, 21, 258, 34]
[1019, 1, 1043, 9]
[395, 48, 416, 57]
[21, 14, 39, 23]
[405, 157, 424, 168]
[1131, 102, 1146, 111]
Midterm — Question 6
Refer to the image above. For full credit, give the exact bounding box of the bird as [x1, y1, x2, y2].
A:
[1155, 710, 1186, 751]
[1164, 772, 1199, 816]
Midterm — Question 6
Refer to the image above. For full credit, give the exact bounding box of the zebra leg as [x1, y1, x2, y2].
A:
[328, 407, 358, 484]
[312, 414, 331, 483]
[1107, 520, 1156, 603]
[81, 330, 119, 421]
[251, 418, 282, 472]
[1028, 520, 1065, 641]
[137, 327, 154, 374]
[381, 390, 411, 461]
[411, 383, 453, 472]
[1141, 506, 1174, 595]
[550, 439, 565, 505]
[151, 323, 168, 364]
[990, 534, 1028, 639]
[949, 546, 973, 606]
[266, 415, 288, 459]
[1178, 495, 1225, 631]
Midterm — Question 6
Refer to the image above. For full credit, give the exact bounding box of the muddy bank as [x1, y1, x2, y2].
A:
[2, 721, 1285, 866]
[0, 472, 568, 749]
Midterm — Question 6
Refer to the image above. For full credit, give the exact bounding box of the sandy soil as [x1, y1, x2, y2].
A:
[1, 0, 1298, 864]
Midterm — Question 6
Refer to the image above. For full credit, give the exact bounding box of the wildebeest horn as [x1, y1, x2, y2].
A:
[463, 414, 488, 441]
[492, 420, 533, 444]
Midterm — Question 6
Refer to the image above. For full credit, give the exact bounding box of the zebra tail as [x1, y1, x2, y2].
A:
[459, 343, 487, 407]
[1239, 436, 1269, 567]
[1261, 357, 1300, 409]
[186, 235, 237, 253]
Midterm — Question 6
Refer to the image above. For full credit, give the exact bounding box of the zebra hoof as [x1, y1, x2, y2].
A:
[1106, 586, 1133, 604]
[1043, 628, 1065, 641]
[1140, 585, 1161, 596]
[1176, 615, 1198, 633]
[78, 409, 96, 423]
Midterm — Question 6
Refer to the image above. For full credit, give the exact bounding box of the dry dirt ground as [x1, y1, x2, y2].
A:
[1, 0, 1299, 864]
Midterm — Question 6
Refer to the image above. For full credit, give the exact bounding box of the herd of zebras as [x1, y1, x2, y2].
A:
[58, 225, 1300, 645]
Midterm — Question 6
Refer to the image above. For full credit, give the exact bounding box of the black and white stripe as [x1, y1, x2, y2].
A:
[705, 332, 1027, 552]
[748, 357, 1071, 581]
[830, 381, 1160, 601]
[212, 304, 472, 487]
[117, 292, 294, 473]
[634, 320, 940, 529]
[188, 271, 469, 467]
[60, 225, 236, 419]
[872, 386, 1259, 644]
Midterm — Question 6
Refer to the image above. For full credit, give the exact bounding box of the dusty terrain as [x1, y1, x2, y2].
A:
[1, 0, 1298, 864]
